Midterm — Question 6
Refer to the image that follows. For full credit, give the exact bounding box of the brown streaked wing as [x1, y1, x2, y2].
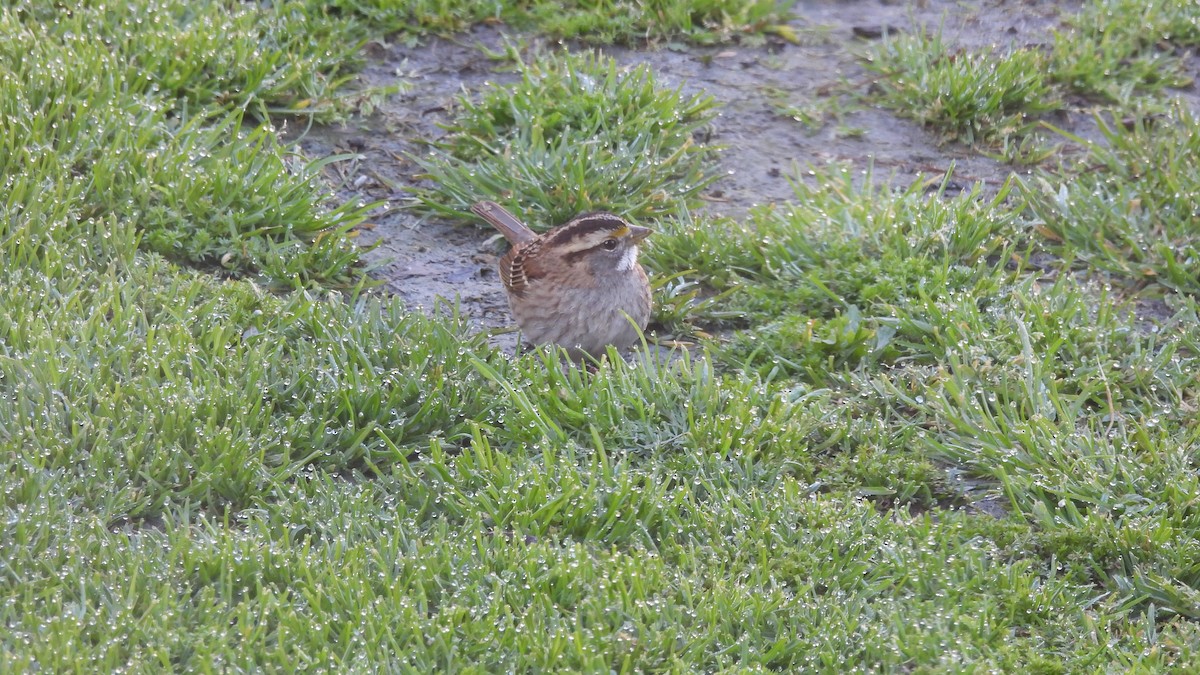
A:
[500, 240, 550, 296]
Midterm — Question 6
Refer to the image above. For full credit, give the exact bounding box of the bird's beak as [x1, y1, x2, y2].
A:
[628, 225, 652, 243]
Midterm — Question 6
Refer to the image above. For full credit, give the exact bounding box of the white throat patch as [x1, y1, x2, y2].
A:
[616, 245, 638, 272]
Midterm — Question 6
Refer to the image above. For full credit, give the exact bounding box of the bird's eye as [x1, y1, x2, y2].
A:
[601, 239, 618, 251]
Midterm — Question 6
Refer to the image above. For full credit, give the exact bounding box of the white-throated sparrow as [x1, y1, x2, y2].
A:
[471, 200, 653, 360]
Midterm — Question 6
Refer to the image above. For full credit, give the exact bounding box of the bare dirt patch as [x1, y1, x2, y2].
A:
[288, 0, 1135, 347]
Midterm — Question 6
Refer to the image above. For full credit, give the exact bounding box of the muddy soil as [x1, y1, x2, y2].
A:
[288, 0, 1194, 352]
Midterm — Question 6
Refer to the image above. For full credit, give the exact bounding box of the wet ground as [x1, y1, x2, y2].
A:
[288, 0, 1193, 351]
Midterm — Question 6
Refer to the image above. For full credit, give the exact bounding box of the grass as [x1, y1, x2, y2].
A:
[2, 0, 374, 289]
[645, 167, 1021, 370]
[1049, 0, 1200, 102]
[414, 48, 721, 227]
[866, 0, 1200, 148]
[1022, 103, 1200, 294]
[864, 27, 1062, 147]
[6, 0, 1200, 671]
[312, 0, 793, 45]
[521, 0, 790, 45]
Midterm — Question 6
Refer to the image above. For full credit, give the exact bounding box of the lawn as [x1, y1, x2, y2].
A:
[3, 0, 1200, 671]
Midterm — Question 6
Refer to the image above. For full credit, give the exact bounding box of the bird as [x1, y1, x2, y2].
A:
[471, 200, 653, 360]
